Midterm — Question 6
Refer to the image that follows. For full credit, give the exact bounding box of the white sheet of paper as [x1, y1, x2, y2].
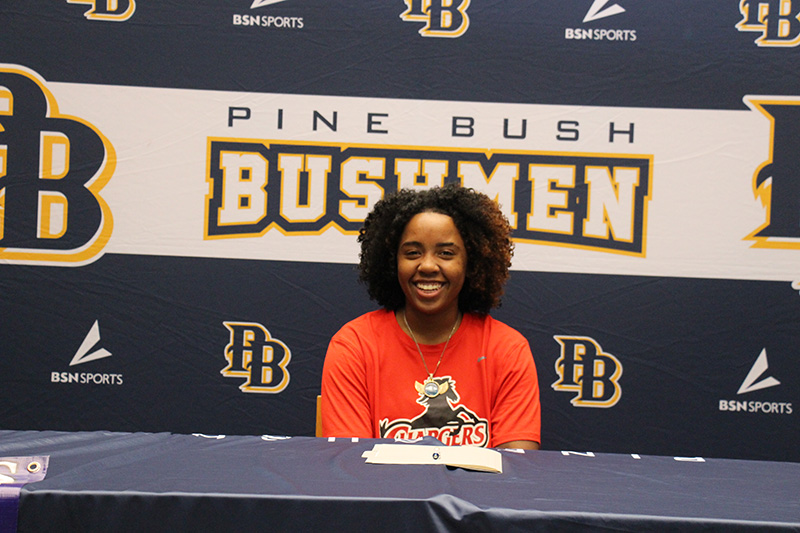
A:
[362, 444, 503, 473]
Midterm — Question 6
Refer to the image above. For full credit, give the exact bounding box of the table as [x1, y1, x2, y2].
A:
[1, 430, 798, 532]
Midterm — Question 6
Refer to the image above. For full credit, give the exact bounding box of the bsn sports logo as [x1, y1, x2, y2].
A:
[50, 320, 123, 385]
[737, 0, 800, 46]
[0, 65, 114, 265]
[222, 322, 291, 393]
[583, 0, 625, 22]
[719, 349, 792, 414]
[233, 0, 304, 29]
[566, 0, 637, 42]
[67, 0, 136, 21]
[745, 96, 800, 248]
[552, 336, 622, 407]
[251, 0, 289, 6]
[379, 376, 489, 446]
[400, 0, 470, 38]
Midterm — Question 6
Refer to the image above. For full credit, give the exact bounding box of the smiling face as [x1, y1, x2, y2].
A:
[397, 211, 467, 322]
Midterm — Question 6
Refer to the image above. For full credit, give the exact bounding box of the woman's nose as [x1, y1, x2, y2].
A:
[418, 253, 438, 272]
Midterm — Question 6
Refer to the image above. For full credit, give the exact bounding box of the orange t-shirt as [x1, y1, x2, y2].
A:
[321, 309, 541, 447]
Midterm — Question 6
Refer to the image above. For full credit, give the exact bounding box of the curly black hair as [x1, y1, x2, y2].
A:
[357, 184, 514, 315]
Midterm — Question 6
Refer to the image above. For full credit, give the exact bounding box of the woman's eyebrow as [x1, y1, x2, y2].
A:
[399, 241, 460, 247]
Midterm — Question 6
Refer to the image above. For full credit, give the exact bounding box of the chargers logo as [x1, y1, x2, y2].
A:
[745, 96, 800, 248]
[400, 0, 470, 38]
[737, 0, 800, 46]
[379, 376, 489, 446]
[552, 336, 622, 407]
[0, 65, 114, 265]
[222, 322, 291, 393]
[67, 0, 136, 21]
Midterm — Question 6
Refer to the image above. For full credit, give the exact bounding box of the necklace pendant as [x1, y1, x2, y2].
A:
[423, 377, 440, 398]
[403, 310, 460, 400]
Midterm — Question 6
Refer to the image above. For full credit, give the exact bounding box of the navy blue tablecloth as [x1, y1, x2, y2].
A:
[1, 430, 798, 532]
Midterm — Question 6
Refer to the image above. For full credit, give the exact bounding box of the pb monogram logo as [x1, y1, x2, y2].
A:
[0, 65, 114, 265]
[737, 0, 800, 47]
[222, 322, 292, 393]
[67, 0, 136, 22]
[400, 0, 470, 38]
[552, 335, 622, 408]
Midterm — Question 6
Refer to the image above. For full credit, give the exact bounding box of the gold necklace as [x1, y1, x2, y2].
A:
[403, 310, 460, 398]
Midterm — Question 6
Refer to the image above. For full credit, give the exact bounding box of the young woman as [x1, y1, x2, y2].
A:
[321, 184, 540, 449]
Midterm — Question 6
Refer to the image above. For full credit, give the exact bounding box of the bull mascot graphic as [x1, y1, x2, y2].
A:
[379, 376, 489, 446]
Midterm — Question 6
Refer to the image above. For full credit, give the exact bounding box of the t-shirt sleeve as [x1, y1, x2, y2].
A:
[320, 324, 374, 438]
[490, 335, 541, 447]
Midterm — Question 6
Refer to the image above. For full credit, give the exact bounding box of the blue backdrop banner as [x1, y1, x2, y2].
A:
[1, 0, 797, 462]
